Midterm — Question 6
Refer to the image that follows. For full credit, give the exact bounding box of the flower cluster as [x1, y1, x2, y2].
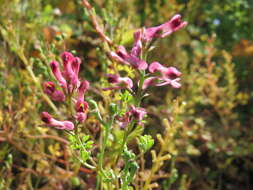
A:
[41, 52, 90, 130]
[108, 14, 187, 90]
[105, 14, 186, 126]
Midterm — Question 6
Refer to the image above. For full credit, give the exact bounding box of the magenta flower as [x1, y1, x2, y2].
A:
[75, 100, 88, 123]
[143, 14, 187, 42]
[131, 30, 142, 57]
[49, 52, 84, 93]
[50, 61, 67, 90]
[43, 81, 55, 95]
[116, 105, 147, 128]
[75, 112, 87, 123]
[149, 62, 181, 79]
[71, 57, 82, 76]
[143, 62, 181, 89]
[75, 99, 89, 113]
[41, 112, 74, 130]
[77, 80, 90, 101]
[75, 99, 89, 123]
[60, 52, 79, 91]
[110, 46, 148, 70]
[128, 105, 147, 122]
[61, 51, 74, 70]
[142, 77, 158, 90]
[42, 52, 91, 128]
[43, 81, 65, 102]
[51, 90, 66, 102]
[103, 74, 133, 90]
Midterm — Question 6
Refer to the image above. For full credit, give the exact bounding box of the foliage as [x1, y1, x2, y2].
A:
[0, 0, 253, 189]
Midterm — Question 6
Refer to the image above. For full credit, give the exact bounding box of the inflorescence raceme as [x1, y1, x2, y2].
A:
[41, 14, 187, 133]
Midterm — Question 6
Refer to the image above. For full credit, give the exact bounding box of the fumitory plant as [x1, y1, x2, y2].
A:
[39, 0, 187, 189]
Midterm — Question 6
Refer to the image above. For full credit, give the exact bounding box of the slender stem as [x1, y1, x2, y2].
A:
[98, 123, 110, 171]
[75, 131, 97, 168]
[67, 93, 74, 118]
[140, 151, 145, 189]
[18, 52, 59, 114]
[136, 71, 146, 106]
[114, 121, 135, 166]
[82, 0, 113, 46]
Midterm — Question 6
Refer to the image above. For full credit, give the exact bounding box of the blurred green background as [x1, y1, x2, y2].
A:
[1, 0, 253, 189]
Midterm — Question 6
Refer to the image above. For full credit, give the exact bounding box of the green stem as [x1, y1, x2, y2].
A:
[114, 121, 135, 166]
[74, 131, 97, 169]
[136, 71, 146, 106]
[99, 123, 110, 171]
[18, 52, 59, 114]
[67, 93, 74, 118]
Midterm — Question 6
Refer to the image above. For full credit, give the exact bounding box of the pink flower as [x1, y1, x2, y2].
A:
[75, 99, 88, 123]
[143, 62, 181, 89]
[131, 30, 142, 57]
[60, 52, 79, 91]
[75, 112, 87, 123]
[149, 62, 181, 79]
[43, 81, 65, 102]
[110, 46, 148, 70]
[77, 80, 90, 101]
[103, 74, 133, 90]
[142, 77, 158, 90]
[71, 57, 82, 76]
[75, 99, 89, 113]
[41, 112, 74, 130]
[43, 81, 55, 95]
[143, 14, 187, 42]
[61, 51, 74, 69]
[50, 61, 67, 90]
[116, 106, 147, 128]
[76, 81, 89, 123]
[51, 90, 66, 102]
[128, 105, 147, 122]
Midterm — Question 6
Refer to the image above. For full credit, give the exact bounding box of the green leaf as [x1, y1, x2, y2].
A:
[80, 150, 90, 163]
[128, 125, 144, 142]
[82, 135, 89, 143]
[170, 168, 178, 184]
[138, 135, 154, 153]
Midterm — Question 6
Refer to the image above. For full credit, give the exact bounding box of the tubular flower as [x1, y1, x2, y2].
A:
[143, 14, 187, 42]
[110, 46, 148, 70]
[116, 106, 147, 128]
[50, 90, 66, 102]
[61, 51, 74, 75]
[149, 62, 181, 79]
[75, 99, 89, 123]
[131, 30, 142, 57]
[143, 62, 181, 89]
[142, 77, 158, 90]
[128, 105, 147, 122]
[50, 61, 67, 90]
[41, 112, 74, 130]
[103, 74, 133, 90]
[50, 51, 84, 93]
[77, 80, 90, 101]
[61, 52, 79, 91]
[42, 52, 90, 129]
[43, 81, 65, 102]
[71, 57, 82, 76]
[43, 81, 55, 95]
[75, 99, 89, 113]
